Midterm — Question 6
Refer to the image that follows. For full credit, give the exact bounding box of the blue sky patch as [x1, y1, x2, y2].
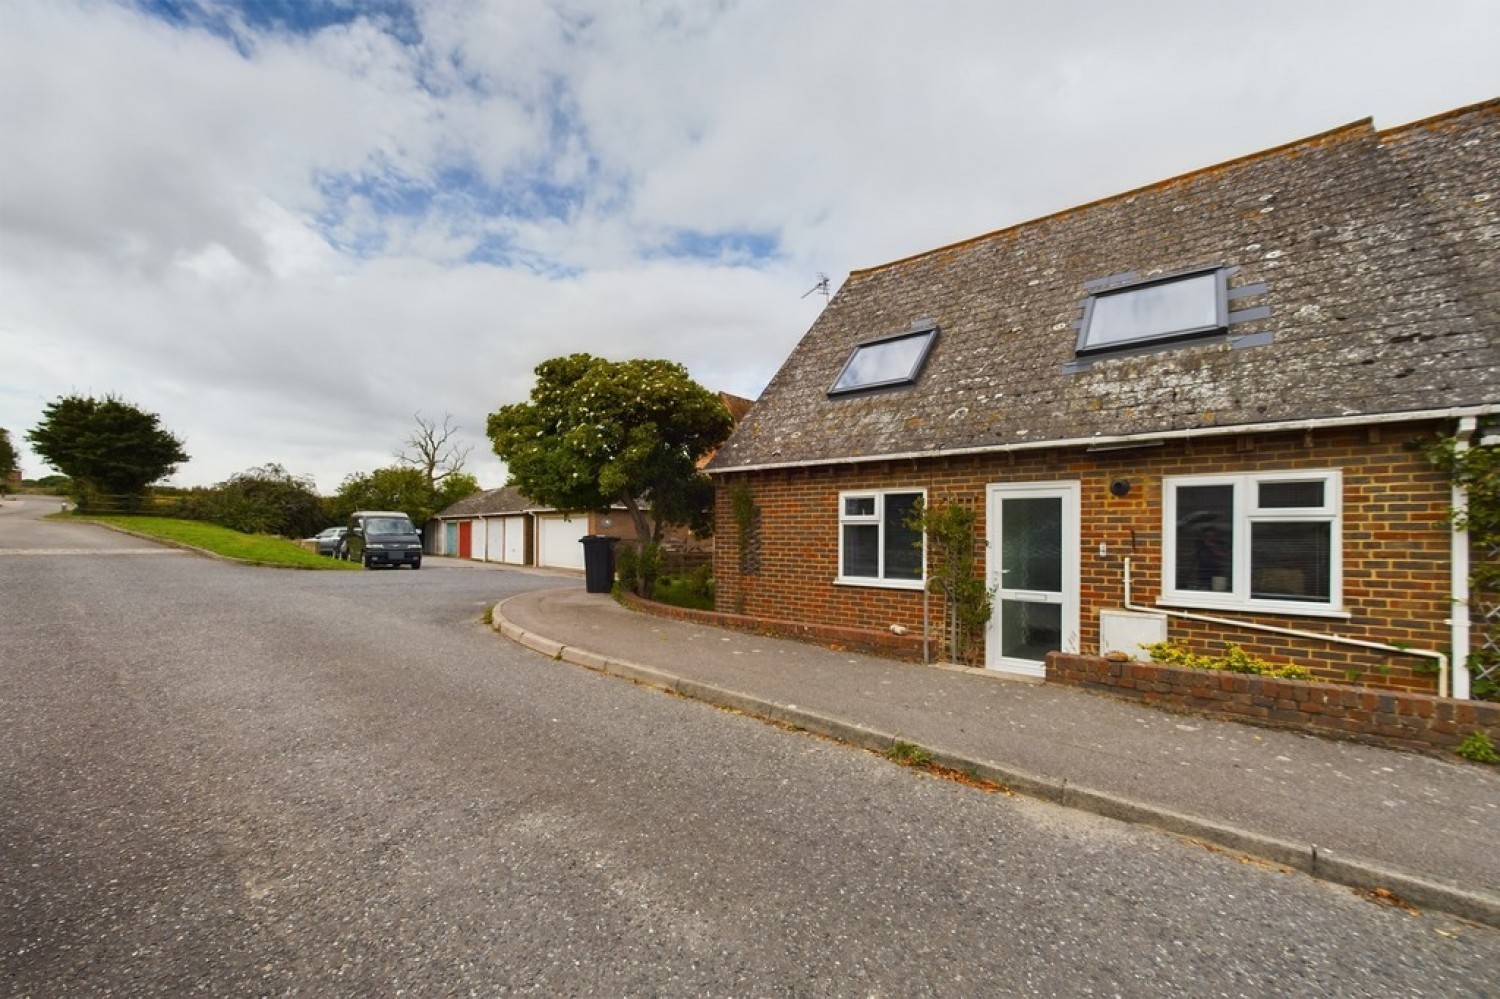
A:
[135, 0, 421, 45]
[659, 230, 779, 263]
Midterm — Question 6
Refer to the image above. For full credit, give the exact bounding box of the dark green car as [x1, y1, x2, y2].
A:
[342, 510, 423, 570]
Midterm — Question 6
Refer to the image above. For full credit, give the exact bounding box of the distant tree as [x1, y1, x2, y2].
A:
[395, 412, 473, 495]
[433, 470, 480, 516]
[0, 428, 17, 494]
[329, 464, 480, 527]
[200, 463, 325, 538]
[486, 354, 733, 542]
[26, 394, 188, 509]
[25, 474, 74, 493]
[328, 461, 476, 527]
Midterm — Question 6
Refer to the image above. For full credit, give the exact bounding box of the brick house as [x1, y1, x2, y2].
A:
[706, 99, 1499, 698]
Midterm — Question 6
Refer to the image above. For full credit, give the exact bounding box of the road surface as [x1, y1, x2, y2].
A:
[2, 495, 1496, 995]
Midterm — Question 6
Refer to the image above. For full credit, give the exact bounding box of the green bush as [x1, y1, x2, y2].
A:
[652, 564, 715, 610]
[1456, 731, 1499, 765]
[196, 463, 325, 538]
[1143, 640, 1313, 680]
[614, 540, 663, 599]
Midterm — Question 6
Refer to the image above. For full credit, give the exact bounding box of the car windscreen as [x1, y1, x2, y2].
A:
[366, 518, 415, 535]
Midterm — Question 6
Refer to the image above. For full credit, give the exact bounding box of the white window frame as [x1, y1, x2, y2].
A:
[1161, 470, 1345, 617]
[836, 489, 926, 589]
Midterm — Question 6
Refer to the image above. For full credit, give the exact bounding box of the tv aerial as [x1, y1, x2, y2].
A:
[801, 273, 830, 303]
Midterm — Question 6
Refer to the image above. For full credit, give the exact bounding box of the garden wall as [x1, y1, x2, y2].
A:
[1048, 653, 1500, 754]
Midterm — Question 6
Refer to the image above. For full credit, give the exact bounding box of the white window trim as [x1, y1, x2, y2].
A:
[836, 488, 927, 590]
[1161, 470, 1345, 617]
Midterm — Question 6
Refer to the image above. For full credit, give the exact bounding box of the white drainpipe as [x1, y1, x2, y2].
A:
[1450, 416, 1477, 700]
[1122, 558, 1450, 698]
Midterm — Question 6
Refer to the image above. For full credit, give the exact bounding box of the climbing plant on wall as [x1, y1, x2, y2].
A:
[1424, 435, 1500, 701]
[910, 498, 994, 666]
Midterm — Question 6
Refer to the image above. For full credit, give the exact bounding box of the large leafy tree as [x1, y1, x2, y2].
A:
[487, 354, 733, 541]
[27, 394, 188, 507]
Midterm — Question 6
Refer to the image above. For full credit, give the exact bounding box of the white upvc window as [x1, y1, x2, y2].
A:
[837, 489, 925, 588]
[1162, 470, 1343, 615]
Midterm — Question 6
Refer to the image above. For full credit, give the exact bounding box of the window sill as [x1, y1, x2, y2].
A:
[1156, 597, 1352, 621]
[835, 577, 926, 592]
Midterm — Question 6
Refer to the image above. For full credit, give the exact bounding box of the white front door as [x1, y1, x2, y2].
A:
[986, 482, 1080, 677]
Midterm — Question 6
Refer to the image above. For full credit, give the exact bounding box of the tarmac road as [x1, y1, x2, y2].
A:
[2, 495, 1498, 996]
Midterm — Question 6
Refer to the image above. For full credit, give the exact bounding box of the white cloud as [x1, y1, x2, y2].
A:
[1, 0, 1497, 494]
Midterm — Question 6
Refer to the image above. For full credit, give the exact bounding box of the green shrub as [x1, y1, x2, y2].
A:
[1456, 731, 1499, 765]
[614, 540, 663, 598]
[1142, 640, 1313, 680]
[652, 566, 715, 611]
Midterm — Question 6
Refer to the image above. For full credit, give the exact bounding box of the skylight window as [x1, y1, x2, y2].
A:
[1077, 269, 1226, 355]
[829, 327, 938, 395]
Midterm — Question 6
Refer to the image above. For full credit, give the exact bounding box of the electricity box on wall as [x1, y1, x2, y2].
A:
[1098, 608, 1168, 659]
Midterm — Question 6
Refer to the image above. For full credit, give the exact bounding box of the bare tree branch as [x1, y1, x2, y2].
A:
[394, 412, 472, 492]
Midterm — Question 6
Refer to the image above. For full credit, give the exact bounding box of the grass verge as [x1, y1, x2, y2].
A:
[65, 513, 360, 569]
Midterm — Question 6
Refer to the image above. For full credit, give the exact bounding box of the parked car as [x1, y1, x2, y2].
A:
[343, 510, 423, 569]
[308, 526, 348, 557]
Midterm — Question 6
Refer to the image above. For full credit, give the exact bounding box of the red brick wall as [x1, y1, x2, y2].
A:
[1047, 653, 1500, 754]
[714, 420, 1468, 693]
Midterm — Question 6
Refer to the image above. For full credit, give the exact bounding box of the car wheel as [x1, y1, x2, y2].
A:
[362, 554, 374, 569]
[412, 560, 422, 570]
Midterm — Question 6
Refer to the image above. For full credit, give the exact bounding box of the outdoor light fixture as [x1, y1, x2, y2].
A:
[1110, 478, 1131, 497]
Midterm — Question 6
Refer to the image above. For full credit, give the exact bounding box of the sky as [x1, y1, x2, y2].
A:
[2, 1, 1497, 494]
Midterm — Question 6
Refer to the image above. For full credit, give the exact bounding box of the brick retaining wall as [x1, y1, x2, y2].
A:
[617, 592, 926, 661]
[1048, 653, 1500, 754]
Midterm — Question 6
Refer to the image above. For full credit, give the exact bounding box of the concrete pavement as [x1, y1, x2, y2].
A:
[494, 585, 1500, 928]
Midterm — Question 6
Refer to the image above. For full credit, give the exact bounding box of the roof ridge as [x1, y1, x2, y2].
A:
[849, 117, 1377, 279]
[1377, 95, 1500, 140]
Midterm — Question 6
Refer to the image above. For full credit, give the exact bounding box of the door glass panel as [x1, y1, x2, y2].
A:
[1000, 601, 1062, 661]
[1001, 497, 1062, 592]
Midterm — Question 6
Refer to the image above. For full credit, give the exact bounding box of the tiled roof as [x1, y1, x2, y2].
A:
[710, 99, 1499, 473]
[434, 485, 534, 518]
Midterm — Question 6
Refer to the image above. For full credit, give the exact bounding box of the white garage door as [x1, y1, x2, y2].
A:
[485, 518, 505, 562]
[502, 515, 527, 564]
[536, 514, 587, 570]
